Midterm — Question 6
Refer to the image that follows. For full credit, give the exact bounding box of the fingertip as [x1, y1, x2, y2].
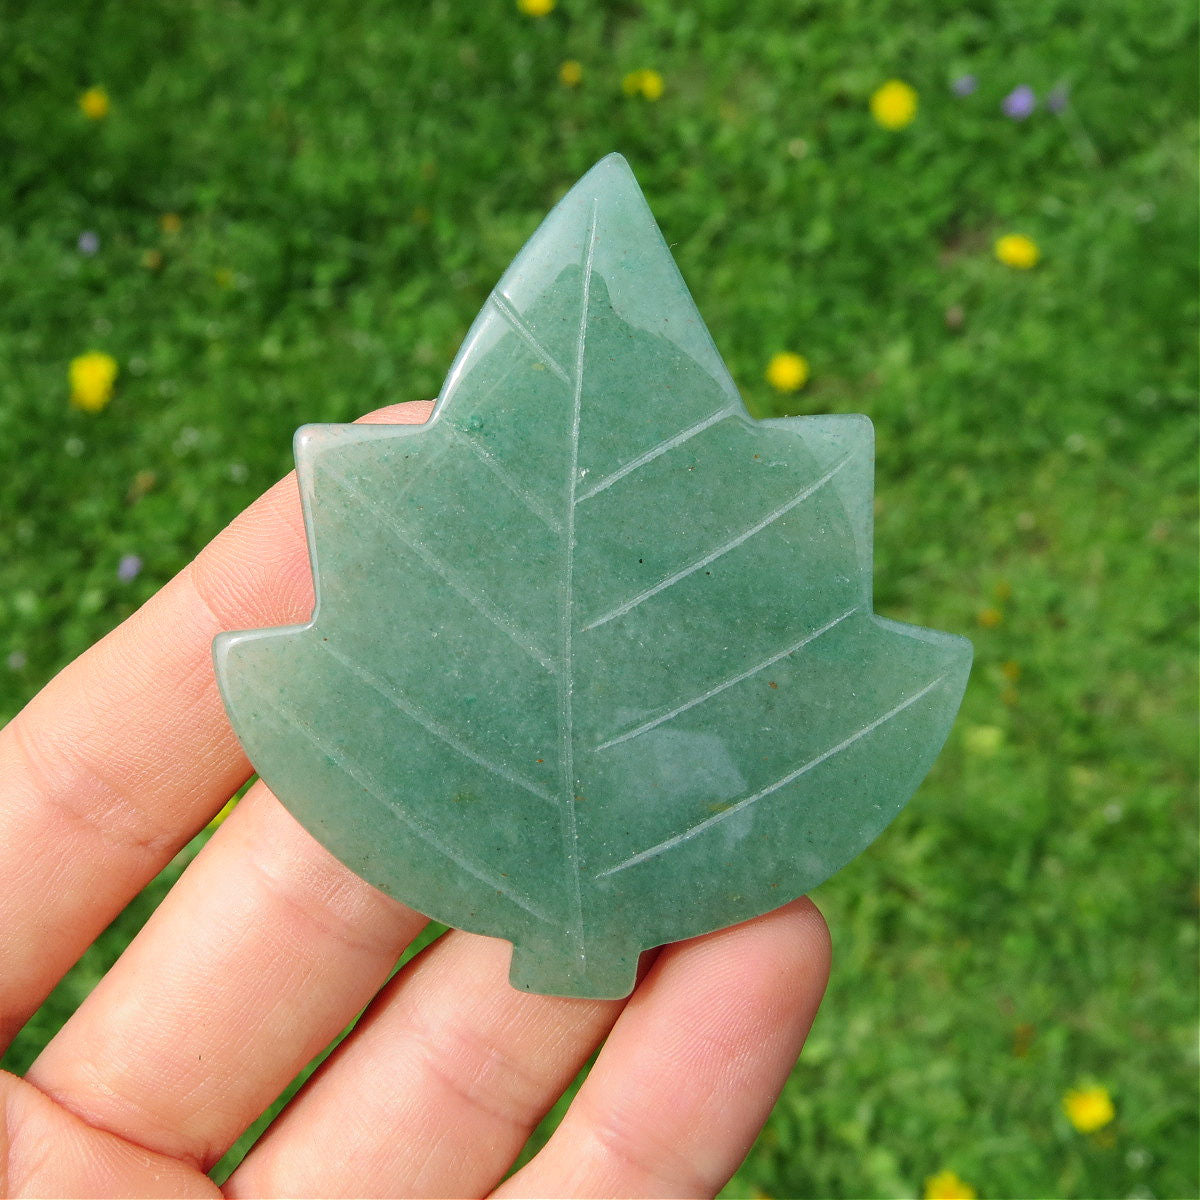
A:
[654, 896, 832, 999]
[791, 894, 834, 986]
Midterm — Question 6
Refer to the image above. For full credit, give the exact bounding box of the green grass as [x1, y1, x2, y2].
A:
[1, 1, 1197, 1196]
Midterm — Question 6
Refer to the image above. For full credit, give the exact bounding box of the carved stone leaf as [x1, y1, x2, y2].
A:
[214, 155, 972, 998]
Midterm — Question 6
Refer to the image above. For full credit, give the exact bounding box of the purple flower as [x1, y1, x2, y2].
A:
[1002, 85, 1036, 120]
[952, 74, 977, 96]
[77, 230, 100, 255]
[1047, 83, 1069, 112]
[117, 553, 143, 583]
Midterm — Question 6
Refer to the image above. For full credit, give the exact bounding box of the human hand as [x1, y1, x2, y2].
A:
[0, 401, 830, 1199]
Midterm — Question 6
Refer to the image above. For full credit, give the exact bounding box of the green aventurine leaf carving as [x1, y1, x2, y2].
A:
[214, 155, 972, 998]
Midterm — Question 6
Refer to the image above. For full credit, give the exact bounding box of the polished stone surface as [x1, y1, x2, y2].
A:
[214, 154, 972, 998]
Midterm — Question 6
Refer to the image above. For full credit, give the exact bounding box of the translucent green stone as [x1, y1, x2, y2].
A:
[214, 154, 971, 999]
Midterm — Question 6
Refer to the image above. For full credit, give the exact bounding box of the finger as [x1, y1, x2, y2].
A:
[0, 400, 433, 1048]
[225, 902, 826, 1200]
[25, 779, 427, 1172]
[225, 929, 631, 1199]
[495, 898, 831, 1200]
[0, 1070, 219, 1198]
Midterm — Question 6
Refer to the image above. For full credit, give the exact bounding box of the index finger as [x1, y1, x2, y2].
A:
[0, 400, 434, 1051]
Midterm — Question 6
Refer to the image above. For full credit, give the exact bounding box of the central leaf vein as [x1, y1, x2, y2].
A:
[558, 200, 599, 968]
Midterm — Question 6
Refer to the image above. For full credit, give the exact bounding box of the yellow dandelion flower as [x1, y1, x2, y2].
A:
[924, 1170, 977, 1200]
[559, 59, 583, 87]
[1063, 1085, 1115, 1133]
[141, 248, 164, 271]
[516, 0, 555, 15]
[995, 234, 1040, 269]
[79, 86, 110, 120]
[160, 212, 182, 235]
[977, 606, 1003, 628]
[69, 351, 118, 413]
[765, 352, 810, 392]
[622, 68, 665, 100]
[1001, 660, 1022, 682]
[870, 79, 917, 130]
[639, 68, 664, 100]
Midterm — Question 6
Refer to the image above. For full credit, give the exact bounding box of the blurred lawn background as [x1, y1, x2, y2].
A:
[1, 1, 1197, 1197]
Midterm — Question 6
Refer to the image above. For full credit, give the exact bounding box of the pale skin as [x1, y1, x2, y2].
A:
[0, 401, 831, 1199]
